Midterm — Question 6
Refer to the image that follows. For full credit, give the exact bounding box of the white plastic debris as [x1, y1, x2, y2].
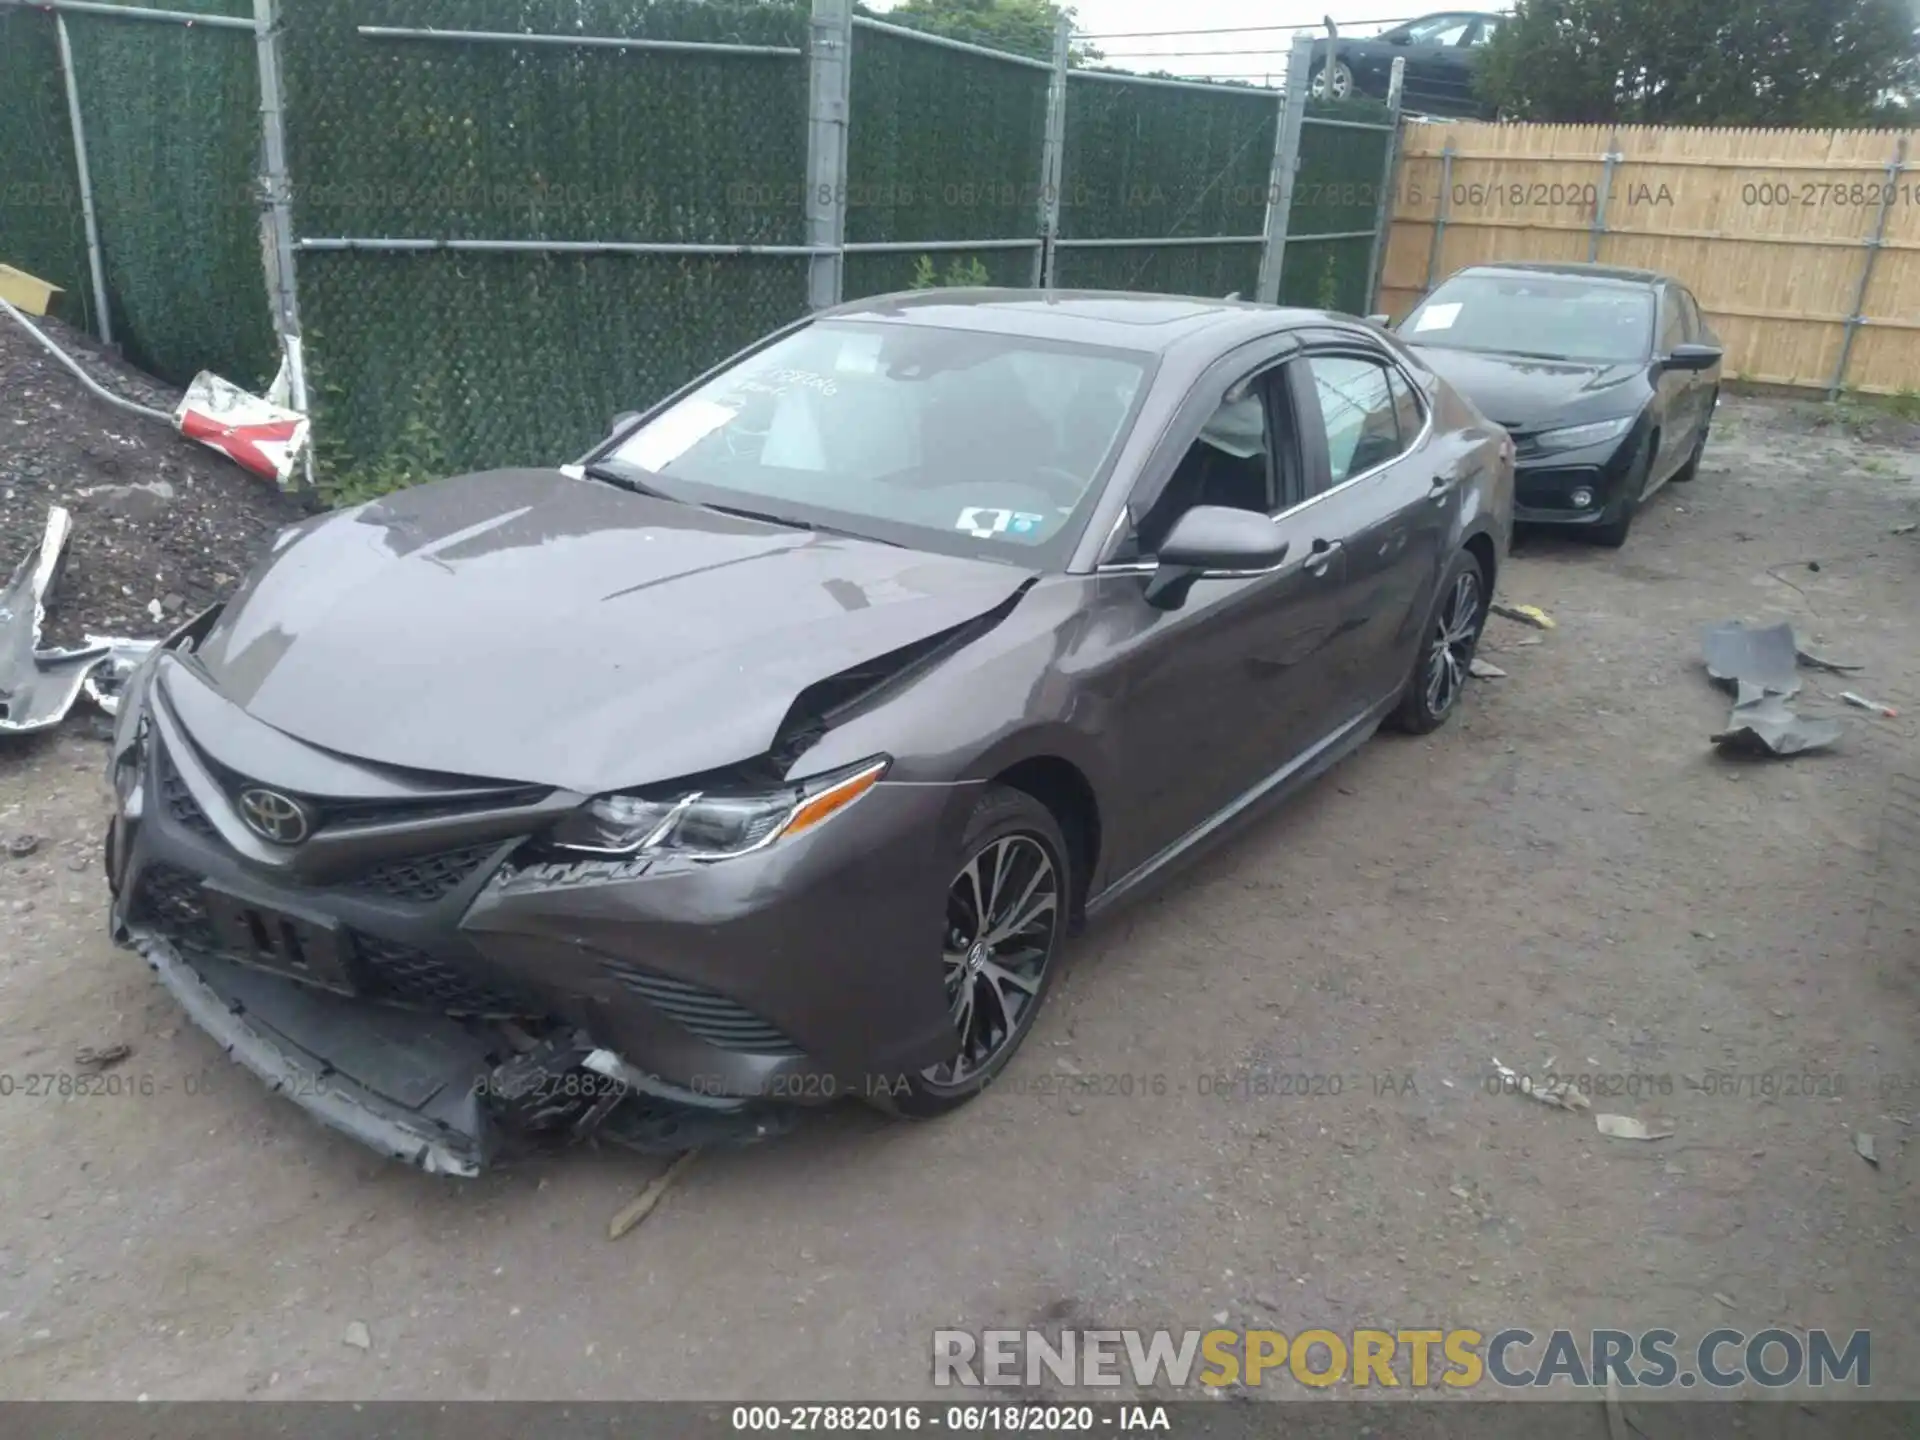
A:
[1492, 1057, 1591, 1112]
[1596, 1113, 1675, 1141]
[173, 371, 310, 488]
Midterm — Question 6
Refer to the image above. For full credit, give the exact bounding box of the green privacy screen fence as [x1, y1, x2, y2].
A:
[0, 3, 1401, 493]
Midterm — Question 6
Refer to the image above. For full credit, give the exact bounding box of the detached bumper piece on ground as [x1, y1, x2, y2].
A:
[0, 505, 155, 735]
[1702, 620, 1843, 757]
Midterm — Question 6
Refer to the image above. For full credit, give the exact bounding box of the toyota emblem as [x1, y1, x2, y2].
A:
[237, 787, 310, 845]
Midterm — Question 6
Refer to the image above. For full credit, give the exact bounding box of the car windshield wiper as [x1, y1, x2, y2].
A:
[699, 501, 816, 533]
[583, 458, 674, 498]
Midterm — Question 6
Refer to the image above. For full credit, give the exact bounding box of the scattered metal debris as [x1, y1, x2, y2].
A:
[0, 506, 163, 736]
[1893, 522, 1917, 536]
[1702, 621, 1842, 758]
[174, 370, 311, 489]
[1468, 657, 1507, 679]
[1711, 694, 1843, 758]
[1795, 645, 1864, 674]
[1713, 1292, 1737, 1309]
[1855, 1131, 1878, 1167]
[0, 506, 109, 735]
[1491, 602, 1555, 630]
[75, 1042, 131, 1071]
[1491, 1058, 1591, 1112]
[80, 637, 158, 718]
[1704, 620, 1802, 699]
[342, 1320, 372, 1351]
[609, 1148, 702, 1240]
[1596, 1113, 1675, 1141]
[1840, 690, 1898, 719]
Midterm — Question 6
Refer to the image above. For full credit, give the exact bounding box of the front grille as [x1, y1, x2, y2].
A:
[353, 932, 532, 1017]
[133, 862, 216, 945]
[153, 744, 217, 839]
[132, 863, 540, 1019]
[602, 960, 802, 1056]
[349, 843, 500, 903]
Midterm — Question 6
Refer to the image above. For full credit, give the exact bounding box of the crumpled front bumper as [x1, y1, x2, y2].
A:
[129, 927, 498, 1176]
[105, 652, 977, 1175]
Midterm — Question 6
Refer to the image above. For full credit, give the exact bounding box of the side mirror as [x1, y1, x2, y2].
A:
[610, 410, 643, 437]
[1366, 313, 1390, 327]
[1386, 32, 1411, 44]
[1144, 506, 1290, 609]
[1660, 343, 1721, 373]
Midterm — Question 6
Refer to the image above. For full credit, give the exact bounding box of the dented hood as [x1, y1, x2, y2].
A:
[190, 468, 1034, 792]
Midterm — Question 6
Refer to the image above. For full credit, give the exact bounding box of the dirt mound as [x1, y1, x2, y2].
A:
[0, 312, 308, 650]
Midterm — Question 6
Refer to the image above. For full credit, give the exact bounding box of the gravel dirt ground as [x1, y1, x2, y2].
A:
[1, 347, 1918, 1405]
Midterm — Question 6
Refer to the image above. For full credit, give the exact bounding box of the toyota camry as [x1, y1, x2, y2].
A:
[106, 290, 1513, 1175]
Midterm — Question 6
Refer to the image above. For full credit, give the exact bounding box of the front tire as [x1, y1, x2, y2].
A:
[876, 786, 1070, 1120]
[1389, 549, 1487, 735]
[1310, 60, 1355, 101]
[1671, 398, 1715, 482]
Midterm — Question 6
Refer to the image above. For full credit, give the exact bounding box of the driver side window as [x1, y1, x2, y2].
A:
[1129, 367, 1303, 558]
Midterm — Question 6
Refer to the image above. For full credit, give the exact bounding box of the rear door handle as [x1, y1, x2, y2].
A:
[1304, 540, 1343, 577]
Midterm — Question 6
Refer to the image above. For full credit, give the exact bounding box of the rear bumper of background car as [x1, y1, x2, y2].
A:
[107, 665, 981, 1173]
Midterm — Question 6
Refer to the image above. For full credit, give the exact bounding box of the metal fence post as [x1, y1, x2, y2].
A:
[1588, 129, 1619, 264]
[252, 0, 306, 412]
[1830, 134, 1908, 399]
[1422, 140, 1453, 293]
[1036, 14, 1069, 288]
[53, 14, 113, 346]
[1361, 56, 1405, 316]
[805, 0, 853, 309]
[1255, 35, 1313, 305]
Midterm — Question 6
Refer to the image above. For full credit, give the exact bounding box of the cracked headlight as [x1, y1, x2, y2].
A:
[548, 756, 890, 860]
[1532, 415, 1635, 454]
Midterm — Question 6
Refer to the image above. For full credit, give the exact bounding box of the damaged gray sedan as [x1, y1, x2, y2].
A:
[107, 290, 1513, 1175]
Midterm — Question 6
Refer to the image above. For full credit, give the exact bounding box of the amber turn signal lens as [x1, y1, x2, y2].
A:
[779, 759, 889, 840]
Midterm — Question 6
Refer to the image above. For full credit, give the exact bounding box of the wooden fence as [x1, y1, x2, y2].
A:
[1374, 123, 1920, 396]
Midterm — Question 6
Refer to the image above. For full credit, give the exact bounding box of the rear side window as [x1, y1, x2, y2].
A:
[1386, 367, 1424, 446]
[1657, 289, 1685, 353]
[1306, 355, 1410, 484]
[1677, 289, 1702, 341]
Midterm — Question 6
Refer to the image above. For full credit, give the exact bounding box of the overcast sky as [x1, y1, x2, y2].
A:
[869, 1, 1495, 82]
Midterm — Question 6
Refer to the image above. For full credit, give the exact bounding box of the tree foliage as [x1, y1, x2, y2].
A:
[878, 0, 1101, 65]
[1477, 0, 1919, 126]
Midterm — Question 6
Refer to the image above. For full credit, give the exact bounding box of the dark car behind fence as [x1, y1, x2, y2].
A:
[0, 0, 1403, 494]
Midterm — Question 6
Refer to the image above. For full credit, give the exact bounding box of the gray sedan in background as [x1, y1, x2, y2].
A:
[107, 290, 1514, 1175]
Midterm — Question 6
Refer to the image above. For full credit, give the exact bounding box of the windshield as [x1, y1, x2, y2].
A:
[602, 320, 1151, 563]
[1399, 274, 1655, 364]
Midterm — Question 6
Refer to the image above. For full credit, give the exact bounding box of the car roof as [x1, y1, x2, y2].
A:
[817, 287, 1371, 359]
[1451, 261, 1670, 289]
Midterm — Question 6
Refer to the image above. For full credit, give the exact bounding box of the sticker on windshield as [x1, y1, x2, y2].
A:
[614, 397, 736, 471]
[955, 507, 1046, 540]
[1412, 302, 1461, 332]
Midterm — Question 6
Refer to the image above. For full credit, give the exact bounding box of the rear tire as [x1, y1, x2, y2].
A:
[871, 785, 1070, 1120]
[1389, 548, 1488, 735]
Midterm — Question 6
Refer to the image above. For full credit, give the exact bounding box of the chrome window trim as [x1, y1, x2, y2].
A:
[1095, 345, 1433, 577]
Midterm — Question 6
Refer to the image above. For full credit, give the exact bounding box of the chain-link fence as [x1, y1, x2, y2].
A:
[3, 1, 1403, 497]
[0, 0, 273, 387]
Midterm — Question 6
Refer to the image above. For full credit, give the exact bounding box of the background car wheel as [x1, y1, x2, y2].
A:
[1590, 433, 1654, 547]
[1310, 60, 1355, 101]
[1389, 548, 1488, 735]
[874, 785, 1070, 1120]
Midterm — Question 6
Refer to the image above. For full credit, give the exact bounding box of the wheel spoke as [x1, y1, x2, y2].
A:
[985, 850, 1048, 943]
[981, 957, 1040, 998]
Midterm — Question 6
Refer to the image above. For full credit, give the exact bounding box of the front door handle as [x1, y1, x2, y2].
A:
[1303, 540, 1343, 577]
